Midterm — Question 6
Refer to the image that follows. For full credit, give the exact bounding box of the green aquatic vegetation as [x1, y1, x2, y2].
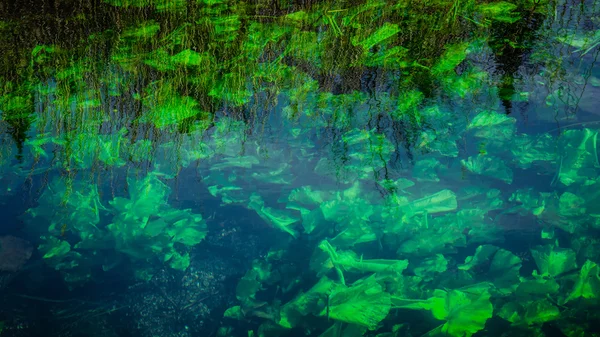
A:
[467, 110, 516, 142]
[248, 193, 299, 238]
[23, 178, 105, 240]
[318, 183, 379, 247]
[312, 240, 409, 283]
[530, 244, 577, 278]
[413, 157, 443, 182]
[413, 254, 448, 281]
[205, 171, 249, 205]
[461, 155, 513, 184]
[400, 189, 458, 216]
[141, 83, 207, 129]
[555, 128, 600, 186]
[170, 49, 206, 67]
[351, 22, 401, 51]
[121, 21, 161, 40]
[442, 67, 489, 99]
[510, 133, 557, 169]
[476, 1, 521, 24]
[0, 92, 32, 120]
[395, 89, 424, 120]
[107, 174, 207, 271]
[208, 72, 253, 107]
[563, 259, 600, 304]
[393, 283, 493, 337]
[277, 276, 336, 328]
[557, 29, 600, 55]
[396, 217, 467, 257]
[324, 275, 391, 330]
[318, 322, 365, 337]
[38, 236, 92, 287]
[377, 178, 415, 194]
[498, 299, 560, 326]
[364, 45, 409, 68]
[515, 270, 560, 298]
[459, 245, 521, 295]
[432, 42, 469, 76]
[415, 105, 463, 157]
[24, 133, 64, 159]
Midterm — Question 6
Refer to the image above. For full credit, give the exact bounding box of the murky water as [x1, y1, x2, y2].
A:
[0, 0, 599, 336]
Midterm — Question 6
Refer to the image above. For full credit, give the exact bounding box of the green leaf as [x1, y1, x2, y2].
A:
[427, 285, 493, 337]
[461, 155, 513, 184]
[556, 129, 600, 186]
[352, 22, 400, 50]
[324, 276, 391, 330]
[563, 260, 600, 304]
[279, 276, 337, 328]
[432, 43, 469, 76]
[530, 245, 577, 278]
[393, 284, 493, 337]
[39, 236, 71, 260]
[477, 2, 521, 23]
[459, 245, 521, 295]
[248, 194, 299, 238]
[401, 189, 458, 215]
[467, 110, 516, 141]
[168, 251, 191, 270]
[171, 49, 204, 66]
[413, 254, 448, 280]
[498, 299, 560, 326]
[141, 93, 202, 129]
[121, 21, 161, 39]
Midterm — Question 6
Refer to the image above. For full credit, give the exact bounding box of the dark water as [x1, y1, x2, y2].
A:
[1, 0, 600, 336]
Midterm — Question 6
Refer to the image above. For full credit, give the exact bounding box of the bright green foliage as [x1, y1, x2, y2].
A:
[559, 192, 586, 218]
[141, 83, 206, 129]
[37, 236, 92, 287]
[476, 2, 521, 23]
[121, 21, 161, 39]
[432, 43, 469, 76]
[365, 46, 409, 68]
[556, 129, 600, 186]
[24, 178, 105, 240]
[108, 174, 207, 270]
[4, 0, 599, 335]
[413, 254, 448, 280]
[515, 270, 560, 298]
[530, 245, 577, 278]
[318, 322, 365, 337]
[427, 285, 493, 337]
[498, 299, 560, 326]
[170, 49, 205, 66]
[377, 178, 415, 193]
[400, 189, 458, 215]
[413, 157, 443, 182]
[510, 133, 557, 169]
[459, 245, 521, 295]
[312, 240, 408, 283]
[467, 110, 516, 141]
[278, 276, 336, 328]
[461, 155, 513, 184]
[396, 210, 472, 257]
[557, 29, 600, 55]
[563, 260, 600, 304]
[352, 23, 401, 51]
[442, 67, 489, 99]
[324, 275, 391, 330]
[393, 284, 493, 337]
[248, 193, 299, 238]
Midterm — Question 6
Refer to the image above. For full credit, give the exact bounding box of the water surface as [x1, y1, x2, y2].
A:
[0, 0, 600, 336]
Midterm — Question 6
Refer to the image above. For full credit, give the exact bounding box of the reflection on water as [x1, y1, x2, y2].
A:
[0, 0, 599, 336]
